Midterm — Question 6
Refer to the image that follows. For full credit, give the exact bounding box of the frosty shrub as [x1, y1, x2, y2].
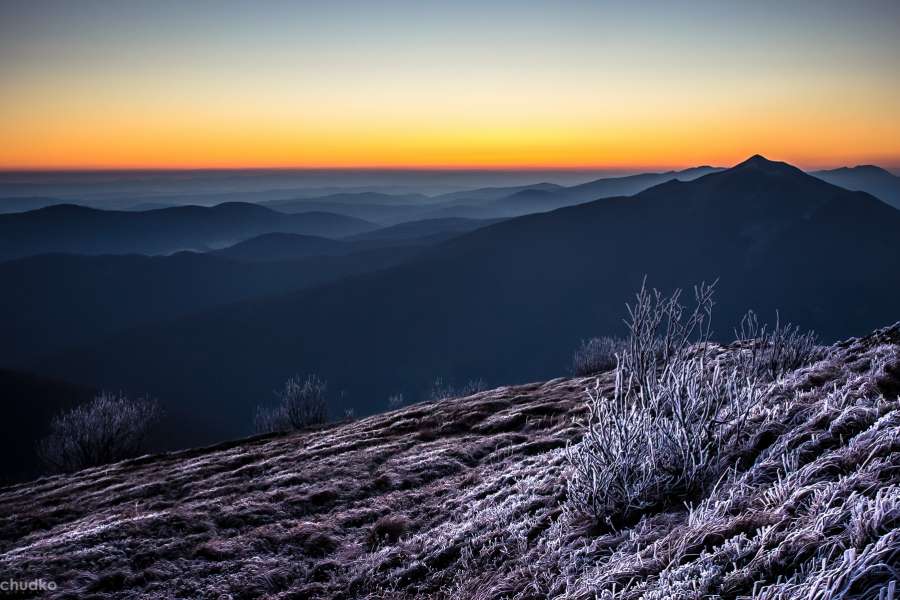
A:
[735, 310, 821, 381]
[387, 393, 405, 410]
[620, 279, 716, 393]
[567, 280, 765, 527]
[428, 377, 488, 401]
[567, 353, 761, 526]
[572, 336, 627, 376]
[38, 391, 161, 474]
[254, 374, 328, 433]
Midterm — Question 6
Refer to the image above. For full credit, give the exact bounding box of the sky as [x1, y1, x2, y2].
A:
[1, 0, 899, 170]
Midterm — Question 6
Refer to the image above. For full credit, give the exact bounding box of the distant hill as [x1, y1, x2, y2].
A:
[213, 232, 351, 261]
[0, 246, 421, 367]
[259, 171, 721, 223]
[263, 192, 435, 223]
[431, 182, 565, 203]
[260, 200, 429, 224]
[215, 217, 498, 261]
[348, 217, 501, 242]
[267, 191, 430, 207]
[0, 202, 377, 260]
[33, 155, 900, 449]
[0, 196, 68, 214]
[813, 165, 900, 209]
[488, 166, 721, 216]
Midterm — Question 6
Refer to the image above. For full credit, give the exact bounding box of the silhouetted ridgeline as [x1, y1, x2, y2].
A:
[0, 202, 376, 260]
[814, 164, 900, 209]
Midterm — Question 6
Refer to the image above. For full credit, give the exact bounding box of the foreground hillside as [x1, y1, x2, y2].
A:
[1, 324, 898, 598]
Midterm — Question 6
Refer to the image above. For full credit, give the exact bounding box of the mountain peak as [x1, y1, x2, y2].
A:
[731, 154, 803, 176]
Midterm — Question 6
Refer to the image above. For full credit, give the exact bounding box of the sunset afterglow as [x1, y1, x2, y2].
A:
[2, 1, 899, 170]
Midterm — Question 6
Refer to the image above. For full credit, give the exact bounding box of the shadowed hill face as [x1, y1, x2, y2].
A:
[212, 232, 350, 261]
[1, 326, 898, 598]
[0, 246, 423, 368]
[31, 156, 900, 450]
[0, 369, 96, 484]
[813, 164, 900, 209]
[347, 217, 501, 242]
[0, 202, 377, 260]
[488, 166, 721, 216]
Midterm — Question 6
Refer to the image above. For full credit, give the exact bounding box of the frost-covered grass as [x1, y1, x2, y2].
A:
[572, 337, 628, 376]
[0, 324, 897, 599]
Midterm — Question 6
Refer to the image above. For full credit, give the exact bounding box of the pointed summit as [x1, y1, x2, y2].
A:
[731, 154, 804, 176]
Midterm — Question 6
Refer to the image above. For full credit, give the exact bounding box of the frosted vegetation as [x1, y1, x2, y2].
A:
[572, 336, 628, 376]
[254, 374, 329, 433]
[37, 391, 160, 474]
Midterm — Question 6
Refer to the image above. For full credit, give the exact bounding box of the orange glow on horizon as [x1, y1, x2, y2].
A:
[3, 3, 898, 173]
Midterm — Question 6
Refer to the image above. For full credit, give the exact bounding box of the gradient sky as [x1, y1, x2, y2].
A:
[2, 0, 899, 170]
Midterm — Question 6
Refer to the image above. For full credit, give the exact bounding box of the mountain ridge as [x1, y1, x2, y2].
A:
[29, 156, 900, 450]
[0, 201, 377, 260]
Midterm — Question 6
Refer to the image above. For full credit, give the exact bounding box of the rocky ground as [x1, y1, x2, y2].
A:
[1, 324, 898, 599]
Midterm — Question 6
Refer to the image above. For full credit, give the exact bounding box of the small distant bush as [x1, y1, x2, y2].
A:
[572, 336, 627, 376]
[428, 377, 488, 401]
[38, 391, 160, 474]
[735, 310, 821, 381]
[254, 374, 328, 433]
[387, 393, 405, 410]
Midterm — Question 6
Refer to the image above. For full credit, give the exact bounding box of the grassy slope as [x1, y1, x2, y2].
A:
[0, 324, 898, 599]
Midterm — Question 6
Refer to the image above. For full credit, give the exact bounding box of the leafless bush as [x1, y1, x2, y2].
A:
[735, 310, 821, 381]
[428, 377, 488, 401]
[387, 393, 405, 410]
[621, 279, 716, 392]
[38, 391, 160, 474]
[567, 353, 761, 526]
[567, 280, 765, 527]
[573, 337, 627, 376]
[254, 375, 327, 433]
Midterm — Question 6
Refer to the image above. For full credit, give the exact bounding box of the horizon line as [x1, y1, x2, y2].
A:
[0, 156, 898, 174]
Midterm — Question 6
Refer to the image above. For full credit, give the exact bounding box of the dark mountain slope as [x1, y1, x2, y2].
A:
[0, 246, 421, 367]
[347, 217, 500, 242]
[34, 156, 900, 448]
[0, 202, 376, 260]
[213, 233, 350, 261]
[267, 191, 430, 207]
[0, 369, 96, 484]
[2, 326, 898, 598]
[431, 181, 564, 203]
[256, 200, 430, 224]
[489, 165, 720, 216]
[0, 196, 67, 214]
[813, 164, 900, 209]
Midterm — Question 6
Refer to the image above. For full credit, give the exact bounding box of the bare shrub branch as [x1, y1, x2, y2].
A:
[735, 309, 822, 381]
[38, 391, 160, 474]
[573, 336, 627, 376]
[428, 377, 488, 402]
[254, 374, 328, 433]
[621, 278, 716, 393]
